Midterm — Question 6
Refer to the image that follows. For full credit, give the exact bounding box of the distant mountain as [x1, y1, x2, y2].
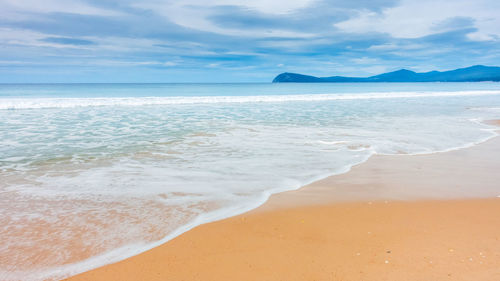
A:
[272, 65, 500, 83]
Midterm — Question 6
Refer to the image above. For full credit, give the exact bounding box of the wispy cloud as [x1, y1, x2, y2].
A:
[41, 37, 95, 45]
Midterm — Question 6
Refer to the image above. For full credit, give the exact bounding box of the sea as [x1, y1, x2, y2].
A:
[1, 82, 500, 280]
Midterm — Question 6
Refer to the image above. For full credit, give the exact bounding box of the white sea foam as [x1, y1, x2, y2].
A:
[1, 90, 500, 109]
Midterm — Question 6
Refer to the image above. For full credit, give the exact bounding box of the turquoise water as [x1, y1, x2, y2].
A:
[1, 83, 500, 280]
[1, 82, 500, 98]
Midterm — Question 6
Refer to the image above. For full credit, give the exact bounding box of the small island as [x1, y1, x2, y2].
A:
[273, 65, 500, 83]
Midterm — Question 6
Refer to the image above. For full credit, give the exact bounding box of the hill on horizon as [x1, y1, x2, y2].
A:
[272, 65, 500, 83]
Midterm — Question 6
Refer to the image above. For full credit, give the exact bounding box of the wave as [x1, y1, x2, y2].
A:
[2, 90, 500, 109]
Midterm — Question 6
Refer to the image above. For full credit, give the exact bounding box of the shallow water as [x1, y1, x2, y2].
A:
[1, 83, 500, 280]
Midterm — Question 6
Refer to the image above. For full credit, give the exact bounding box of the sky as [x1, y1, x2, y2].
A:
[0, 0, 499, 82]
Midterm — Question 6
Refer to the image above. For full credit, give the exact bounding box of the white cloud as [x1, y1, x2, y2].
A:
[367, 43, 426, 51]
[334, 0, 500, 41]
[351, 57, 379, 64]
[0, 0, 123, 18]
[131, 0, 317, 38]
[135, 0, 315, 15]
[0, 27, 94, 49]
[163, 61, 178, 66]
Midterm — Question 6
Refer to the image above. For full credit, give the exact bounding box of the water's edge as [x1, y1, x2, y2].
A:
[35, 118, 500, 281]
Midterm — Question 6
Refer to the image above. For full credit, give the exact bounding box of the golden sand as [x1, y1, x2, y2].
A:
[68, 199, 500, 281]
[67, 123, 500, 281]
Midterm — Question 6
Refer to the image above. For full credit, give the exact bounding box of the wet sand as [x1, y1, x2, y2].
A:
[67, 124, 500, 281]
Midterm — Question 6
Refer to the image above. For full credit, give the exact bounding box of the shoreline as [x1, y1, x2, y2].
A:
[7, 120, 498, 281]
[70, 200, 500, 281]
[66, 121, 500, 281]
[260, 129, 500, 210]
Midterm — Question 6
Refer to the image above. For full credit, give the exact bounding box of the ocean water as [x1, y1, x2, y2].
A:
[1, 82, 500, 280]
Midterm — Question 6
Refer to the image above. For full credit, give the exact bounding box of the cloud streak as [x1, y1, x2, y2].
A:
[41, 37, 95, 45]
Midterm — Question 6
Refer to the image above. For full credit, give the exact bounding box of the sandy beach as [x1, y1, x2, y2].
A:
[67, 123, 500, 281]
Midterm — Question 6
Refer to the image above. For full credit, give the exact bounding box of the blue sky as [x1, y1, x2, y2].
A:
[1, 0, 499, 82]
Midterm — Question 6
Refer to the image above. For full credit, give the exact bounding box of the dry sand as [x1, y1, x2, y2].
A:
[67, 124, 500, 281]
